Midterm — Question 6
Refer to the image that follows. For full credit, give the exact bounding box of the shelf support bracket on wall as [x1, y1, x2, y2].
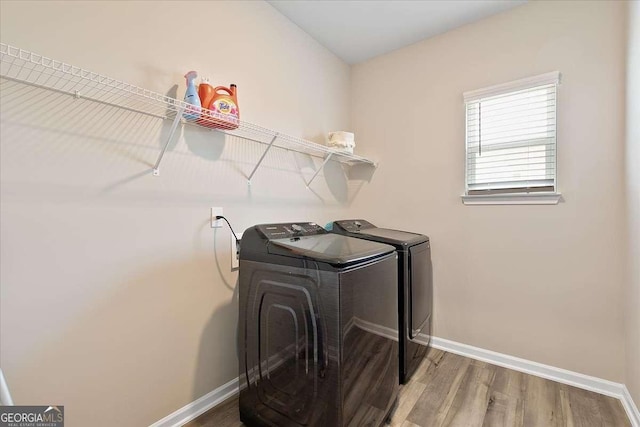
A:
[305, 152, 333, 188]
[247, 133, 279, 185]
[153, 105, 185, 176]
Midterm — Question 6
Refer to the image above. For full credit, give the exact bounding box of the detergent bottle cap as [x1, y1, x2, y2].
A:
[184, 71, 198, 84]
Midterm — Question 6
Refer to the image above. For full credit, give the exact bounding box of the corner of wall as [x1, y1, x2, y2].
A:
[625, 0, 640, 409]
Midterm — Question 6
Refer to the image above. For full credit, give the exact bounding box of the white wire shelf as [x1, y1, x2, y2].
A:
[0, 43, 376, 186]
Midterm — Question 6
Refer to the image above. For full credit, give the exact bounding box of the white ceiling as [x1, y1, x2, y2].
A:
[268, 0, 527, 64]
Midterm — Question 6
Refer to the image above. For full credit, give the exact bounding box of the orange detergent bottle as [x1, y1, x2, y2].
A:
[208, 84, 239, 130]
[197, 78, 216, 127]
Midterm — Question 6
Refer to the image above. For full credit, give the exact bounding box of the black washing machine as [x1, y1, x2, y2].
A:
[238, 222, 399, 427]
[329, 219, 432, 384]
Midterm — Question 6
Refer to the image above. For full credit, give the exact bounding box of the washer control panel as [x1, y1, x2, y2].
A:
[257, 222, 327, 240]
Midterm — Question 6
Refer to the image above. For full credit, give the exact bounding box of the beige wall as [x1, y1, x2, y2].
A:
[351, 0, 628, 382]
[626, 0, 640, 407]
[1, 0, 637, 425]
[0, 1, 357, 426]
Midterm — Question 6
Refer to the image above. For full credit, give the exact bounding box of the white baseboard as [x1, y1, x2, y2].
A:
[148, 377, 238, 427]
[622, 385, 640, 427]
[149, 334, 640, 427]
[426, 335, 640, 427]
[427, 336, 623, 397]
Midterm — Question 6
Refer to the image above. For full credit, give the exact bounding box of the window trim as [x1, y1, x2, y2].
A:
[461, 192, 562, 205]
[462, 71, 561, 205]
[463, 71, 561, 103]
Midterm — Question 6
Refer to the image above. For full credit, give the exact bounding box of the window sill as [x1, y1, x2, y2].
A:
[461, 192, 562, 205]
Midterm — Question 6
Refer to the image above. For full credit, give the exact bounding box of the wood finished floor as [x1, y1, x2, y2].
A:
[185, 347, 631, 427]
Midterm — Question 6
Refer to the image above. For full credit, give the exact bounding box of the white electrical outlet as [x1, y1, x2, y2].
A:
[211, 207, 223, 228]
[232, 232, 243, 270]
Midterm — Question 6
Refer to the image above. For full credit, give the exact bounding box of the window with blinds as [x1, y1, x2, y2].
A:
[464, 72, 559, 196]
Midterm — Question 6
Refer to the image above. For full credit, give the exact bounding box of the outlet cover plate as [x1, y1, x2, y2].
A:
[211, 207, 223, 228]
[232, 232, 243, 270]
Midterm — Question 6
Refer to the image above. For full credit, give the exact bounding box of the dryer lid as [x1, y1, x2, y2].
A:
[333, 220, 428, 247]
[270, 234, 395, 265]
[356, 228, 428, 247]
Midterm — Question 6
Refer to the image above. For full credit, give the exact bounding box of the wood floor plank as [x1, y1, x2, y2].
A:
[564, 385, 604, 427]
[412, 347, 445, 385]
[559, 387, 575, 427]
[482, 366, 525, 427]
[388, 377, 427, 426]
[482, 391, 517, 427]
[406, 352, 472, 426]
[442, 361, 497, 427]
[522, 375, 566, 427]
[562, 384, 630, 427]
[597, 393, 632, 427]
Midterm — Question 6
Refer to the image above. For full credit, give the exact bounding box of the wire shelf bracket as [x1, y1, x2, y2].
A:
[305, 152, 333, 188]
[247, 133, 278, 185]
[153, 105, 185, 176]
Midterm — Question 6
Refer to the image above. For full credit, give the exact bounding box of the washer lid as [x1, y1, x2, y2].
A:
[270, 233, 395, 265]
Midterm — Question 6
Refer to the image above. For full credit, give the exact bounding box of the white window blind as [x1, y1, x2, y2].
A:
[464, 72, 559, 195]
